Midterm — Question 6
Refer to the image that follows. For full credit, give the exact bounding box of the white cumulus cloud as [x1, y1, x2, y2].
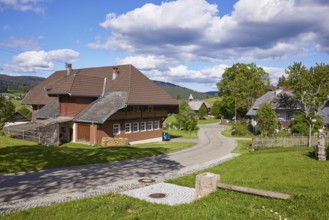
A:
[116, 55, 169, 70]
[90, 0, 329, 62]
[4, 49, 79, 73]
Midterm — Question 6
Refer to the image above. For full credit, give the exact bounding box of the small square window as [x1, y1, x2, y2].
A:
[133, 122, 139, 133]
[125, 123, 132, 134]
[154, 121, 160, 130]
[113, 124, 120, 135]
[140, 122, 146, 132]
[147, 121, 153, 130]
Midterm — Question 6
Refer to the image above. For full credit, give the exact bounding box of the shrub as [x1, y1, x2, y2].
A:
[232, 121, 249, 136]
[290, 114, 323, 136]
[176, 101, 198, 131]
[198, 104, 207, 120]
[256, 103, 277, 137]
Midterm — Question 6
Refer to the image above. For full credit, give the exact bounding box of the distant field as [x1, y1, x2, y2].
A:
[204, 96, 222, 106]
[0, 92, 26, 110]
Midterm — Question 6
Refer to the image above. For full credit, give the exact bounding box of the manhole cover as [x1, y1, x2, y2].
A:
[138, 178, 155, 183]
[149, 193, 166, 198]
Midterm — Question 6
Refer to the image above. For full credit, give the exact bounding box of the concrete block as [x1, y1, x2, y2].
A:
[195, 172, 220, 199]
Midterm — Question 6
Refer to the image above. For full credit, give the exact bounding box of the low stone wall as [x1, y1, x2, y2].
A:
[251, 136, 329, 150]
[37, 123, 59, 146]
[101, 137, 129, 147]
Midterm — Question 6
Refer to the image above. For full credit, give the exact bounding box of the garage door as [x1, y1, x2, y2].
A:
[77, 124, 90, 143]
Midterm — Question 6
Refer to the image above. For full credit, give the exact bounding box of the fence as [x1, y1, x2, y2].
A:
[3, 127, 41, 143]
[252, 136, 329, 150]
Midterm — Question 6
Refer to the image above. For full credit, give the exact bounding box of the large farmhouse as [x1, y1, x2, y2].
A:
[21, 64, 178, 145]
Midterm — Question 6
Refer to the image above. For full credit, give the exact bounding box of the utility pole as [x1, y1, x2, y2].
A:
[308, 117, 316, 147]
[234, 97, 237, 124]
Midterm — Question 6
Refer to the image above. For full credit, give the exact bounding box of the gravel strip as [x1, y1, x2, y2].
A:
[0, 153, 239, 216]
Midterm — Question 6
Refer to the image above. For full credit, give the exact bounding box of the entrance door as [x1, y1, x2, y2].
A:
[77, 124, 90, 143]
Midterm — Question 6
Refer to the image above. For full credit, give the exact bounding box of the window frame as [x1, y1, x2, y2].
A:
[147, 121, 153, 131]
[113, 124, 120, 135]
[125, 123, 132, 134]
[133, 122, 139, 133]
[140, 121, 146, 132]
[154, 121, 160, 130]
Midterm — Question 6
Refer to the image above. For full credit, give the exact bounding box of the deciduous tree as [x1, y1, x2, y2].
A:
[198, 104, 207, 120]
[286, 62, 329, 117]
[176, 100, 198, 131]
[217, 63, 270, 118]
[256, 103, 277, 137]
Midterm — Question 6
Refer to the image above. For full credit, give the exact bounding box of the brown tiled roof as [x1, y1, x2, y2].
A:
[24, 64, 178, 106]
[47, 74, 105, 97]
[125, 65, 178, 105]
[21, 71, 66, 105]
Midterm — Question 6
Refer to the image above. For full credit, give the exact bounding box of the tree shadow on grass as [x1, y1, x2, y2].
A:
[0, 144, 184, 203]
[0, 144, 177, 174]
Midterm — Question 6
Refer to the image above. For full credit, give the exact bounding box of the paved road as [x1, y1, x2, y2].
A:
[0, 124, 237, 203]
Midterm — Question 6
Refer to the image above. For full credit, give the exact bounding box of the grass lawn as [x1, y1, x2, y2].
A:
[164, 115, 218, 139]
[3, 146, 329, 219]
[165, 129, 198, 139]
[231, 140, 252, 154]
[197, 117, 219, 125]
[0, 136, 195, 174]
[222, 129, 257, 138]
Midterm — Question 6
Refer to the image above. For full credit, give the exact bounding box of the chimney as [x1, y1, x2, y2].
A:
[66, 63, 72, 76]
[112, 67, 119, 80]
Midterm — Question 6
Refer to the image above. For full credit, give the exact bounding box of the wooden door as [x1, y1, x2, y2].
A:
[77, 124, 90, 143]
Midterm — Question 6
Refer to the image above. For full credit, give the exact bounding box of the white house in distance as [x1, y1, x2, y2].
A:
[187, 94, 210, 114]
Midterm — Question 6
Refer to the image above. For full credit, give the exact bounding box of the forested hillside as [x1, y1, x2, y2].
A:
[0, 74, 44, 93]
[153, 81, 208, 99]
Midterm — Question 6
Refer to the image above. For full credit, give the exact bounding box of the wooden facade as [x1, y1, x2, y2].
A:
[25, 64, 179, 146]
[73, 106, 169, 145]
[60, 96, 95, 117]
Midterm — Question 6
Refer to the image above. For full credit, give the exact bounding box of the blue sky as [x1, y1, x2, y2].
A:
[1, 0, 329, 92]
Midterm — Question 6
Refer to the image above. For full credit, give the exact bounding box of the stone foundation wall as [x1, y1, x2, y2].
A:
[37, 124, 59, 146]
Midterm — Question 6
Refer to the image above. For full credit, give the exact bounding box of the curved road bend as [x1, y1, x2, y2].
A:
[0, 124, 237, 203]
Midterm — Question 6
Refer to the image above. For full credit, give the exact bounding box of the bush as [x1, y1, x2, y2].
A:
[256, 103, 277, 137]
[198, 104, 207, 120]
[290, 114, 323, 136]
[176, 101, 198, 131]
[232, 121, 249, 136]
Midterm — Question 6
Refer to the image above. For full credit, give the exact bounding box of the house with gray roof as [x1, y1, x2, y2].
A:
[19, 64, 178, 145]
[246, 89, 302, 130]
[186, 94, 210, 114]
